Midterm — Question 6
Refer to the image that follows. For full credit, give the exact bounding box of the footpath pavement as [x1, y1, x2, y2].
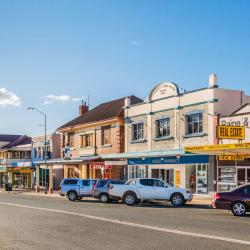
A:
[3, 189, 213, 205]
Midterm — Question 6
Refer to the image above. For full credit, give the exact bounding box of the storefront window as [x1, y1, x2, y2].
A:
[128, 165, 148, 179]
[185, 164, 208, 194]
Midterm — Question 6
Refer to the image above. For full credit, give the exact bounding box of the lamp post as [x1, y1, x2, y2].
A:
[28, 107, 48, 194]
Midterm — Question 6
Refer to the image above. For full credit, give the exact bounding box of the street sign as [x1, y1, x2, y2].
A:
[217, 126, 245, 140]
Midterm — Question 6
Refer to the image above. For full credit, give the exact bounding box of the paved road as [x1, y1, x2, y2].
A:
[0, 193, 250, 250]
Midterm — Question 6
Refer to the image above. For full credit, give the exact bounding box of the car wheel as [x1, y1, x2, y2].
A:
[170, 193, 184, 207]
[99, 193, 109, 203]
[124, 192, 137, 206]
[231, 202, 247, 216]
[67, 191, 78, 201]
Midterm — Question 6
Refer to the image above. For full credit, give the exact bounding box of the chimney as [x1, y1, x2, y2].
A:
[124, 96, 131, 108]
[209, 73, 218, 88]
[79, 100, 89, 116]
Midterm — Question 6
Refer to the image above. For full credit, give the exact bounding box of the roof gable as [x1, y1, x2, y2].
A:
[232, 103, 250, 115]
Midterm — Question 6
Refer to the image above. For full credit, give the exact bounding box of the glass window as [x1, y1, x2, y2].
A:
[63, 179, 78, 185]
[82, 180, 91, 186]
[101, 126, 111, 145]
[156, 118, 170, 138]
[186, 113, 203, 135]
[140, 179, 154, 186]
[132, 123, 144, 141]
[97, 180, 108, 187]
[68, 133, 74, 148]
[85, 134, 93, 147]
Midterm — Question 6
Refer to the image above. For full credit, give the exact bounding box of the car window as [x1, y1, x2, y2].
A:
[139, 179, 154, 186]
[97, 180, 108, 187]
[82, 180, 91, 186]
[110, 180, 125, 184]
[92, 180, 98, 185]
[153, 180, 165, 187]
[126, 180, 136, 185]
[63, 179, 78, 185]
[246, 186, 250, 195]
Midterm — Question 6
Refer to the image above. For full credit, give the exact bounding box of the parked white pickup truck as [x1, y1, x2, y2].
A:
[109, 178, 192, 206]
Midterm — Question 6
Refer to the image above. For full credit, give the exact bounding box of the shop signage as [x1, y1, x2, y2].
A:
[220, 117, 249, 127]
[90, 162, 112, 170]
[175, 170, 181, 187]
[218, 155, 245, 161]
[0, 166, 7, 172]
[104, 160, 127, 166]
[185, 143, 250, 152]
[217, 125, 245, 140]
[12, 162, 33, 167]
[128, 155, 209, 165]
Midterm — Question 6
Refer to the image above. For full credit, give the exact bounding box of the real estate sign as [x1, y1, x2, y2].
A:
[217, 125, 245, 140]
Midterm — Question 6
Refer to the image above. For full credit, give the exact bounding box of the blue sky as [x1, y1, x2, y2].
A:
[0, 0, 250, 136]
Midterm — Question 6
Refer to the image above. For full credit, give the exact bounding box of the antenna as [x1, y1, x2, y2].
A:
[87, 95, 90, 107]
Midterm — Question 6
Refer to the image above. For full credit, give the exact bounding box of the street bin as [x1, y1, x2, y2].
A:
[5, 183, 12, 191]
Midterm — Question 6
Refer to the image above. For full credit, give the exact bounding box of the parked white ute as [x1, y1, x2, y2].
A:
[109, 178, 192, 206]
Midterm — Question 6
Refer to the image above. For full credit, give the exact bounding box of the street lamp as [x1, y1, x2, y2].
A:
[28, 107, 48, 194]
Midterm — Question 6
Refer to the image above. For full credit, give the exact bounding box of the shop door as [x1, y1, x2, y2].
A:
[237, 168, 246, 186]
[160, 169, 174, 186]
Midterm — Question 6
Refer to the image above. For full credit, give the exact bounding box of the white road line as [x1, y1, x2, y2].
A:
[0, 201, 249, 246]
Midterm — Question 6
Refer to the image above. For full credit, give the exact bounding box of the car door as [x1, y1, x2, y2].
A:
[137, 179, 154, 199]
[245, 185, 250, 209]
[151, 180, 171, 200]
[80, 180, 91, 196]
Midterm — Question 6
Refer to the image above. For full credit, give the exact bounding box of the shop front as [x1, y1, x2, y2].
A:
[90, 160, 127, 180]
[185, 142, 250, 192]
[127, 155, 211, 195]
[218, 156, 250, 191]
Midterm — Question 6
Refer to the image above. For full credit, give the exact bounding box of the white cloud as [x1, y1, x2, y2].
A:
[44, 94, 85, 105]
[0, 88, 21, 107]
[131, 40, 141, 46]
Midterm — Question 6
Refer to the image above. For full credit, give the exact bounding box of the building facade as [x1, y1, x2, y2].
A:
[217, 104, 250, 191]
[32, 133, 61, 192]
[35, 96, 141, 193]
[0, 135, 33, 189]
[123, 74, 250, 196]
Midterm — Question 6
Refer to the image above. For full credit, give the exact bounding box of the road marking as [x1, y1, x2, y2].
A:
[0, 201, 249, 246]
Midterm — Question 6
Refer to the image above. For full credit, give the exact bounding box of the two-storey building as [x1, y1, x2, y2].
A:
[0, 134, 33, 189]
[35, 97, 141, 193]
[121, 74, 250, 196]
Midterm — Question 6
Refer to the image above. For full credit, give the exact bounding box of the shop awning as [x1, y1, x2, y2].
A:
[185, 143, 250, 156]
[101, 149, 185, 159]
[34, 156, 100, 165]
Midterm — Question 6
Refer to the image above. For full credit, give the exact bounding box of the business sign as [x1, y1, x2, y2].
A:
[218, 155, 245, 161]
[90, 162, 112, 170]
[128, 155, 209, 165]
[217, 126, 245, 140]
[104, 160, 127, 166]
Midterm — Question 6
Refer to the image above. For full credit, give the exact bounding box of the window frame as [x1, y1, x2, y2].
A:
[155, 118, 170, 138]
[101, 126, 111, 146]
[132, 122, 144, 141]
[185, 113, 203, 135]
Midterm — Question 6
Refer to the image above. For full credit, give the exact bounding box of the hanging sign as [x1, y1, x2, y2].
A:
[217, 126, 245, 140]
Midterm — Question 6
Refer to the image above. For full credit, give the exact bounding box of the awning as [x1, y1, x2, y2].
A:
[34, 156, 100, 165]
[101, 149, 185, 159]
[185, 143, 250, 156]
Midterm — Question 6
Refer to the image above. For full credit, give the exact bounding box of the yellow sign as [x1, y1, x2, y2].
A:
[218, 155, 245, 161]
[185, 142, 250, 152]
[217, 126, 245, 140]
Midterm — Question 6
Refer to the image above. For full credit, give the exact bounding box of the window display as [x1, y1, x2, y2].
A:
[218, 167, 237, 191]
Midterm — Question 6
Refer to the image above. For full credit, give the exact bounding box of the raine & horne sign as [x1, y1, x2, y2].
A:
[217, 125, 245, 140]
